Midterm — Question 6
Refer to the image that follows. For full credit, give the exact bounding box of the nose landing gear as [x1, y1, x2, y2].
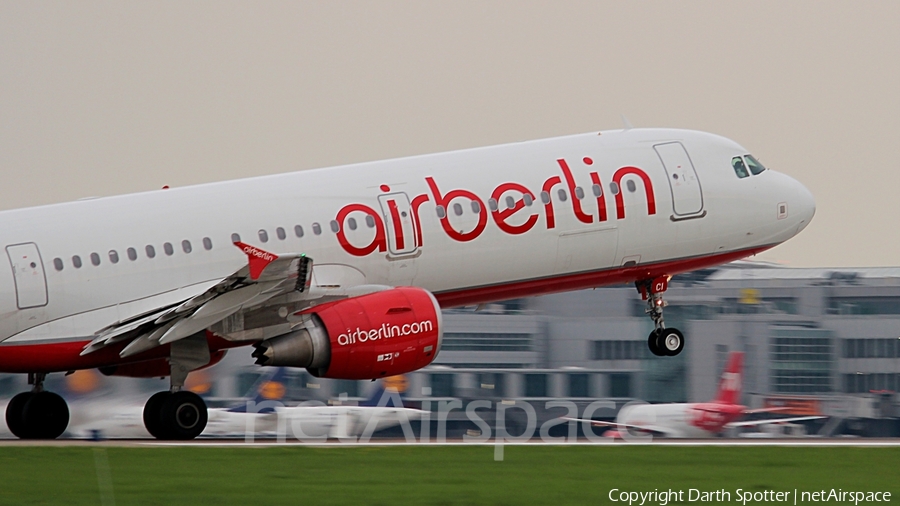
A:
[5, 373, 70, 439]
[637, 276, 684, 357]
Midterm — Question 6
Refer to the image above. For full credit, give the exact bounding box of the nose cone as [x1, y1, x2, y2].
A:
[792, 178, 816, 234]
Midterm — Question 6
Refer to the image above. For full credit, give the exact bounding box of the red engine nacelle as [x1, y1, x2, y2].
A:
[252, 287, 442, 380]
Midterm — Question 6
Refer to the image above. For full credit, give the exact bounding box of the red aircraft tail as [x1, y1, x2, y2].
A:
[713, 352, 743, 405]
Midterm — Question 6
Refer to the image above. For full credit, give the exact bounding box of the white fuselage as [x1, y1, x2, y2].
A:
[0, 128, 814, 371]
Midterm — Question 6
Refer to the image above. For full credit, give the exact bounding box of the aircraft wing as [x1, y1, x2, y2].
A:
[726, 416, 826, 428]
[81, 242, 313, 357]
[561, 417, 681, 438]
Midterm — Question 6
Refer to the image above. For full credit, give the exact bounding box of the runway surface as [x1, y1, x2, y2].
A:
[2, 437, 900, 447]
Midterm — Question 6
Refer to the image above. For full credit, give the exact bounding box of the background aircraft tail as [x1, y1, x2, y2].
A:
[226, 367, 289, 413]
[359, 375, 410, 408]
[713, 352, 743, 405]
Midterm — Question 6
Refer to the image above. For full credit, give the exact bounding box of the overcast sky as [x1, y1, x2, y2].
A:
[1, 2, 898, 268]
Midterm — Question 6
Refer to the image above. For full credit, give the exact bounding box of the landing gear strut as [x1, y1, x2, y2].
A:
[637, 276, 684, 357]
[5, 373, 70, 439]
[142, 335, 209, 440]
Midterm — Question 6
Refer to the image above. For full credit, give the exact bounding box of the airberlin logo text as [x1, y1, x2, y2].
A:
[242, 244, 276, 262]
[336, 320, 435, 346]
[334, 157, 657, 257]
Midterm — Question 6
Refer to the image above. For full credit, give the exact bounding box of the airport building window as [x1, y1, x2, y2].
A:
[53, 258, 63, 271]
[828, 297, 900, 315]
[592, 340, 645, 360]
[525, 373, 548, 397]
[843, 338, 899, 358]
[90, 252, 100, 266]
[609, 373, 632, 397]
[108, 250, 119, 264]
[258, 230, 268, 243]
[294, 225, 304, 238]
[430, 374, 454, 397]
[844, 373, 900, 394]
[732, 157, 749, 178]
[568, 373, 590, 397]
[72, 255, 82, 268]
[203, 237, 213, 250]
[276, 227, 286, 240]
[127, 248, 137, 261]
[312, 223, 322, 235]
[769, 328, 834, 394]
[557, 189, 568, 202]
[163, 243, 174, 256]
[441, 332, 534, 352]
[145, 245, 156, 258]
[182, 240, 192, 254]
[231, 233, 241, 243]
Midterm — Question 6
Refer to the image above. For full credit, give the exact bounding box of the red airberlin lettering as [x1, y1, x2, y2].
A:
[234, 241, 278, 280]
[334, 158, 657, 256]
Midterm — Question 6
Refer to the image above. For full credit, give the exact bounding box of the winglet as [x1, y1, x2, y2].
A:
[234, 242, 279, 280]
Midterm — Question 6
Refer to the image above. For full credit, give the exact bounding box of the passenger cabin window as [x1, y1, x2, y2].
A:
[435, 206, 446, 219]
[91, 252, 100, 266]
[231, 233, 241, 243]
[592, 184, 602, 197]
[732, 156, 749, 178]
[258, 230, 268, 243]
[294, 225, 304, 238]
[163, 243, 174, 256]
[146, 245, 156, 258]
[574, 187, 585, 200]
[53, 258, 63, 271]
[312, 223, 322, 235]
[203, 237, 213, 250]
[609, 182, 620, 195]
[365, 216, 375, 228]
[488, 199, 498, 212]
[471, 201, 482, 213]
[276, 227, 286, 240]
[330, 221, 339, 233]
[454, 203, 463, 216]
[182, 240, 192, 254]
[505, 196, 515, 209]
[127, 248, 137, 261]
[626, 180, 637, 193]
[523, 194, 533, 206]
[540, 191, 551, 204]
[348, 218, 357, 231]
[557, 189, 568, 202]
[72, 255, 82, 268]
[109, 250, 119, 264]
[745, 154, 767, 175]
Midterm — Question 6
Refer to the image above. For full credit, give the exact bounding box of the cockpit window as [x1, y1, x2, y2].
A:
[745, 154, 766, 175]
[731, 157, 749, 179]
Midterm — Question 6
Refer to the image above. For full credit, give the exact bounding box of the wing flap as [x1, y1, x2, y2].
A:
[81, 244, 313, 357]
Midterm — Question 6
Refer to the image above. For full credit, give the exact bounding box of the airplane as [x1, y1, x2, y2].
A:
[571, 352, 825, 438]
[203, 370, 425, 440]
[0, 127, 815, 439]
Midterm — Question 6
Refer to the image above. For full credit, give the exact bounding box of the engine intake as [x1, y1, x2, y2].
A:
[252, 287, 442, 379]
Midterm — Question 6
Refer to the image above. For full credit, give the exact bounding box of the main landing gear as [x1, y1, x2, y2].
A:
[637, 276, 685, 357]
[142, 335, 210, 440]
[5, 373, 70, 439]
